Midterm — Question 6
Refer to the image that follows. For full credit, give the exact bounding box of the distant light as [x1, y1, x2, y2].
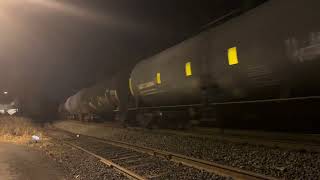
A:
[3, 92, 8, 94]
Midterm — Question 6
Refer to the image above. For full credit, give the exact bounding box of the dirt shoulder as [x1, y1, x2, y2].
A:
[0, 142, 68, 180]
[0, 116, 128, 180]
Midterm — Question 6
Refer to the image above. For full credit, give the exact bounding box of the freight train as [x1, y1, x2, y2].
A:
[60, 0, 320, 131]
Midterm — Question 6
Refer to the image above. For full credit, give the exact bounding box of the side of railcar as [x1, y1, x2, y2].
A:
[206, 0, 320, 130]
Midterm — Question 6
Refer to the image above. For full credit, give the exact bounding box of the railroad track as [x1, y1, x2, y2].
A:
[64, 141, 146, 180]
[48, 128, 278, 180]
[63, 120, 320, 152]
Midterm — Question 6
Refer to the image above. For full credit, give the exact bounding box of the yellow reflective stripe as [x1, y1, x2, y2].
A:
[156, 73, 161, 84]
[228, 47, 239, 65]
[129, 78, 134, 96]
[185, 62, 192, 77]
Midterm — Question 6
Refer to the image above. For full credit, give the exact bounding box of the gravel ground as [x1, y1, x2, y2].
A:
[31, 139, 128, 180]
[54, 121, 320, 179]
[113, 132, 320, 179]
[66, 135, 228, 180]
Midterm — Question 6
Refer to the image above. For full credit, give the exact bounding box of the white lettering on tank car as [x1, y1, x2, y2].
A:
[138, 81, 156, 90]
[246, 65, 279, 87]
[285, 32, 320, 63]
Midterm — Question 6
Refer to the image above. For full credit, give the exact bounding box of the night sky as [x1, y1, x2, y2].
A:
[0, 0, 265, 105]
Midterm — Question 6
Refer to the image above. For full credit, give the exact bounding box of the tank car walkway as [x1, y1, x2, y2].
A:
[0, 142, 66, 180]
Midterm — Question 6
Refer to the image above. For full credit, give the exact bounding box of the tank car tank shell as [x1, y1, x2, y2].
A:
[64, 97, 72, 114]
[130, 0, 320, 107]
[130, 34, 208, 107]
[65, 71, 129, 120]
[64, 89, 90, 115]
[206, 0, 320, 102]
[84, 81, 119, 115]
[88, 72, 129, 121]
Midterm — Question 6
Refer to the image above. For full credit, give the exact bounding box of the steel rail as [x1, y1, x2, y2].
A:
[65, 142, 146, 180]
[49, 134, 146, 180]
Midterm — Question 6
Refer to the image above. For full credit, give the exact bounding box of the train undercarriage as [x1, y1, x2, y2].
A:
[64, 96, 320, 133]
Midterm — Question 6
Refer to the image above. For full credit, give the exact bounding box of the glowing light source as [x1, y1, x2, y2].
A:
[3, 92, 8, 95]
[0, 0, 141, 29]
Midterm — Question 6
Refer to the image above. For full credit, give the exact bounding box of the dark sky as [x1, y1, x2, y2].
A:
[0, 0, 265, 103]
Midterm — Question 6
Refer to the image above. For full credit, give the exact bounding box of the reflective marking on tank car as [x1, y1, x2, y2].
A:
[156, 73, 161, 84]
[129, 78, 135, 96]
[185, 62, 192, 76]
[228, 47, 239, 65]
